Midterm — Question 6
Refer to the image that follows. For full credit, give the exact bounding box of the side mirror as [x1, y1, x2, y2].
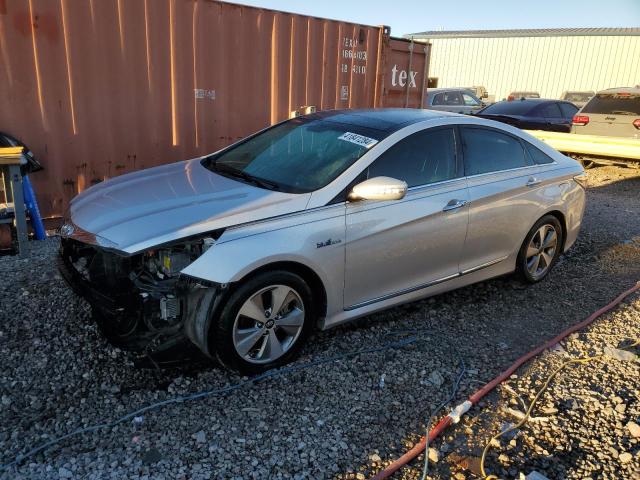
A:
[348, 176, 408, 202]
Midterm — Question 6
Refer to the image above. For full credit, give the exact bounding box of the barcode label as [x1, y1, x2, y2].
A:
[338, 132, 378, 148]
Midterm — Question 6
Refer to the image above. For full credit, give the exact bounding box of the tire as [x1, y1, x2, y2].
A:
[211, 271, 315, 374]
[516, 215, 564, 283]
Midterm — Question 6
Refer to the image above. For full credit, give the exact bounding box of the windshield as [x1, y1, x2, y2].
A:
[479, 101, 535, 115]
[581, 93, 640, 115]
[202, 117, 385, 193]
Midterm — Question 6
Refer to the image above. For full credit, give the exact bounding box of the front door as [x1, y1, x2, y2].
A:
[344, 127, 469, 309]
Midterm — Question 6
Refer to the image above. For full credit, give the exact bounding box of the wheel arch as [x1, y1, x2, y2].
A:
[543, 209, 568, 251]
[234, 261, 328, 320]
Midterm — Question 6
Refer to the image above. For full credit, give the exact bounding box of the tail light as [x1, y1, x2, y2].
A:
[633, 119, 640, 129]
[572, 115, 590, 126]
[507, 95, 514, 101]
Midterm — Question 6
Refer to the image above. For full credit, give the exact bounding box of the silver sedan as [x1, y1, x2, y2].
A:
[59, 109, 586, 373]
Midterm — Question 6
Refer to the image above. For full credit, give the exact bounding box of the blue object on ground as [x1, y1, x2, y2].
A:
[22, 175, 46, 240]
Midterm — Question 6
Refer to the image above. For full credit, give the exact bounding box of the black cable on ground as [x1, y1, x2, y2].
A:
[1, 330, 443, 473]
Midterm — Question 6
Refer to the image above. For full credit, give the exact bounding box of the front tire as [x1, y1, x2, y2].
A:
[211, 271, 315, 374]
[517, 215, 563, 283]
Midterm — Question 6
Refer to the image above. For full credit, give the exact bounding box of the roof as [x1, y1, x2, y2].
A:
[494, 98, 570, 105]
[406, 28, 640, 40]
[310, 109, 452, 132]
[596, 87, 640, 94]
[426, 87, 476, 93]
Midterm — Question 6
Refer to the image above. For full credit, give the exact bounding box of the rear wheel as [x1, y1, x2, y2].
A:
[517, 215, 563, 283]
[212, 271, 315, 374]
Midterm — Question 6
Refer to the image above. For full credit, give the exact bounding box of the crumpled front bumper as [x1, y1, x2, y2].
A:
[58, 237, 224, 358]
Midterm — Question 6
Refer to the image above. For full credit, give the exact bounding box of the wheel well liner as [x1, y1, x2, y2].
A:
[236, 261, 328, 319]
[545, 210, 567, 251]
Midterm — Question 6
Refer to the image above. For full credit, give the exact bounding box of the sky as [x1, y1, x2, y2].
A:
[233, 0, 640, 36]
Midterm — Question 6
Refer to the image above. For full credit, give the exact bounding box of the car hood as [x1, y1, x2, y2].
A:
[68, 158, 310, 254]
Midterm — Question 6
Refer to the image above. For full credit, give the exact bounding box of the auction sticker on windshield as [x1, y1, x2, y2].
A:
[338, 132, 379, 148]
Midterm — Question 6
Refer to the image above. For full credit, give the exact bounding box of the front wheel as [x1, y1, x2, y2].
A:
[211, 271, 315, 374]
[516, 215, 563, 283]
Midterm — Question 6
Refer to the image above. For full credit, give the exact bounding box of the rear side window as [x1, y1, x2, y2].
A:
[537, 103, 563, 118]
[582, 93, 640, 115]
[461, 127, 527, 175]
[367, 128, 458, 187]
[559, 103, 578, 117]
[524, 142, 554, 165]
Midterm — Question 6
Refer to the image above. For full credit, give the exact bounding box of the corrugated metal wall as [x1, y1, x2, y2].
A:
[424, 35, 640, 101]
[0, 0, 428, 219]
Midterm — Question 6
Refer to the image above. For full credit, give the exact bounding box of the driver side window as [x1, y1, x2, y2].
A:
[366, 128, 458, 188]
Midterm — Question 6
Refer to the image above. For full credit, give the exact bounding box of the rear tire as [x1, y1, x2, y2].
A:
[211, 271, 315, 374]
[517, 215, 563, 283]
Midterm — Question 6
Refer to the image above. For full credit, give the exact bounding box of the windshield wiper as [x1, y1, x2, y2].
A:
[211, 163, 281, 191]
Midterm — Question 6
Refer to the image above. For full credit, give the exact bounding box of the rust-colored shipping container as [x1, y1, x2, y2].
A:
[0, 0, 430, 218]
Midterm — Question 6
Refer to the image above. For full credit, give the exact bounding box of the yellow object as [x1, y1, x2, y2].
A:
[0, 146, 23, 155]
[525, 130, 640, 160]
[0, 146, 24, 165]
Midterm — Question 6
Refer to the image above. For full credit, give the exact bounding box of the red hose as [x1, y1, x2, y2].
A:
[371, 281, 640, 480]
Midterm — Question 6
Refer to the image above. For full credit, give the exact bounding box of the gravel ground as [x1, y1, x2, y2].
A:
[1, 165, 639, 479]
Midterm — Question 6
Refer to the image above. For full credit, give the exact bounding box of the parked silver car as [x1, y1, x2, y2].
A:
[424, 88, 484, 114]
[59, 109, 586, 373]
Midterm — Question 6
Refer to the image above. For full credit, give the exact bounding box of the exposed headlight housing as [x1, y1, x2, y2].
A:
[143, 234, 219, 279]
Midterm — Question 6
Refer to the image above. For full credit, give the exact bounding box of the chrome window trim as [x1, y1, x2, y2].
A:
[464, 163, 539, 181]
[405, 176, 465, 193]
[345, 178, 467, 214]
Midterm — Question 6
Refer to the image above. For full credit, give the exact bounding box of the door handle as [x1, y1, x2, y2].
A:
[526, 177, 541, 187]
[443, 199, 468, 211]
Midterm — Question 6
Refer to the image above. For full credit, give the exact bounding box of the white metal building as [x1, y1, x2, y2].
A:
[407, 28, 640, 101]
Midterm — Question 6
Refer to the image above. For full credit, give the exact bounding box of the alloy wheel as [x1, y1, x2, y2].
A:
[232, 285, 305, 364]
[525, 224, 558, 279]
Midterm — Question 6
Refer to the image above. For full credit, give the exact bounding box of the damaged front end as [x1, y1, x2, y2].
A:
[58, 235, 223, 358]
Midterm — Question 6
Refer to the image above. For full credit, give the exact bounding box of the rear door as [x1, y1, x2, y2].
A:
[559, 102, 579, 129]
[539, 102, 571, 132]
[344, 127, 469, 308]
[459, 126, 542, 273]
[573, 92, 640, 138]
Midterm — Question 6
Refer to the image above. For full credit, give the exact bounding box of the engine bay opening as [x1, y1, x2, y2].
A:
[58, 235, 218, 352]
